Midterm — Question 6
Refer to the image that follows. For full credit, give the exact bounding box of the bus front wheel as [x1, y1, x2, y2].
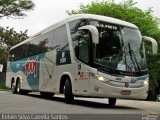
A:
[64, 78, 74, 104]
[108, 98, 116, 106]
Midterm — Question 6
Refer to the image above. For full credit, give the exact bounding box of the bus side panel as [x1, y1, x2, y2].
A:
[6, 61, 15, 88]
[6, 54, 45, 91]
[6, 60, 31, 90]
[39, 51, 58, 93]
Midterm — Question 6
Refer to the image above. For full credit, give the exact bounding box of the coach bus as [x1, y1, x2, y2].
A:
[6, 14, 158, 105]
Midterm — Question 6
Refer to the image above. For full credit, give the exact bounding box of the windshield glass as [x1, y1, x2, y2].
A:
[90, 20, 147, 73]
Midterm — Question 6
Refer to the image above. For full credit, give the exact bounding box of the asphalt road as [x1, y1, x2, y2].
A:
[0, 91, 160, 120]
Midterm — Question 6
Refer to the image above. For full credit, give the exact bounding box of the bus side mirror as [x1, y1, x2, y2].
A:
[78, 25, 99, 44]
[142, 36, 158, 55]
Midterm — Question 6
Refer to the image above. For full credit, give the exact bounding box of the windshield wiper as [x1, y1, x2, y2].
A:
[128, 42, 140, 72]
[123, 50, 132, 71]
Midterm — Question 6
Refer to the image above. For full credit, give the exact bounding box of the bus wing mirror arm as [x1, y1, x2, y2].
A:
[142, 36, 158, 55]
[78, 25, 99, 44]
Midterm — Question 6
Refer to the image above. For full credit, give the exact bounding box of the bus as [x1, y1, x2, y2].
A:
[6, 14, 158, 105]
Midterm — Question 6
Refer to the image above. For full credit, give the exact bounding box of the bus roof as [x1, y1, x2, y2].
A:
[10, 14, 138, 50]
[67, 14, 138, 29]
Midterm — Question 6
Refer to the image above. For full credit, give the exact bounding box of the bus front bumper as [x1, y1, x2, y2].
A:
[89, 78, 148, 100]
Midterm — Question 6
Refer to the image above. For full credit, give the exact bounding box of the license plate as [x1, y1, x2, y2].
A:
[121, 90, 131, 95]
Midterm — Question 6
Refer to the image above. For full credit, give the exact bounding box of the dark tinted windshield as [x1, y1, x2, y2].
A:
[90, 20, 147, 73]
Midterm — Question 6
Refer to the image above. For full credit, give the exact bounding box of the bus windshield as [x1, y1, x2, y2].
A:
[90, 20, 147, 74]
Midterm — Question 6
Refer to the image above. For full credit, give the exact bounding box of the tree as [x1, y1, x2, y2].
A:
[0, 0, 34, 72]
[0, 0, 34, 48]
[0, 48, 8, 71]
[67, 0, 160, 50]
[0, 0, 34, 18]
[67, 0, 160, 100]
[0, 27, 28, 48]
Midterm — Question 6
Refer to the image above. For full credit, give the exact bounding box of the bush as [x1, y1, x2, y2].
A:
[146, 54, 160, 101]
[0, 81, 7, 90]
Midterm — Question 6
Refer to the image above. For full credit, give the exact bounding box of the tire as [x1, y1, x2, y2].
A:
[11, 82, 16, 94]
[64, 78, 74, 104]
[12, 80, 28, 95]
[16, 80, 21, 94]
[108, 98, 116, 106]
[40, 92, 55, 98]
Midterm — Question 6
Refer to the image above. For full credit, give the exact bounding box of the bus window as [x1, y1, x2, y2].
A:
[76, 30, 90, 63]
[69, 19, 89, 63]
[10, 43, 28, 61]
[28, 36, 46, 56]
[42, 31, 54, 51]
[53, 25, 69, 51]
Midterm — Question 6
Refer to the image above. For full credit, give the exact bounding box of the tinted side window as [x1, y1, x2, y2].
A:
[28, 36, 47, 56]
[21, 43, 29, 58]
[69, 19, 88, 48]
[53, 25, 69, 50]
[10, 25, 69, 61]
[77, 30, 90, 63]
[10, 43, 28, 61]
[42, 31, 54, 52]
[10, 47, 20, 61]
[69, 19, 89, 63]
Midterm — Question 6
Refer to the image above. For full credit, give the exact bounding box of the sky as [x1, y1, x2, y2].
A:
[0, 0, 160, 36]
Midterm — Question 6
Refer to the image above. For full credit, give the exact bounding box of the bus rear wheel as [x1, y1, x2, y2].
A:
[64, 78, 74, 104]
[11, 82, 16, 94]
[108, 98, 116, 106]
[11, 80, 28, 95]
[12, 80, 21, 94]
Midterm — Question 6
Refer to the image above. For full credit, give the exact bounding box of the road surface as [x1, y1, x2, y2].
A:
[0, 91, 159, 120]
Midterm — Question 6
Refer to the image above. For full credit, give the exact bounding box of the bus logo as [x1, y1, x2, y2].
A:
[26, 58, 39, 78]
[60, 52, 67, 64]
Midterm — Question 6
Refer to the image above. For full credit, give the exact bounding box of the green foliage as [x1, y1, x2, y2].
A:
[0, 0, 34, 18]
[0, 81, 7, 90]
[147, 54, 160, 100]
[0, 27, 28, 48]
[0, 0, 34, 72]
[0, 48, 8, 72]
[0, 0, 34, 48]
[0, 26, 29, 72]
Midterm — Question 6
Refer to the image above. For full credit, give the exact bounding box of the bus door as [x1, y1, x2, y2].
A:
[75, 63, 90, 95]
[74, 29, 91, 95]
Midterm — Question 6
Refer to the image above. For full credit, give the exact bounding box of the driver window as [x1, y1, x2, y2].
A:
[77, 30, 90, 63]
[69, 19, 90, 64]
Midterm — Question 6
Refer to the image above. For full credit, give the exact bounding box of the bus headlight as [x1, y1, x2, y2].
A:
[144, 80, 148, 85]
[91, 73, 109, 83]
[96, 76, 105, 82]
[96, 75, 109, 83]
